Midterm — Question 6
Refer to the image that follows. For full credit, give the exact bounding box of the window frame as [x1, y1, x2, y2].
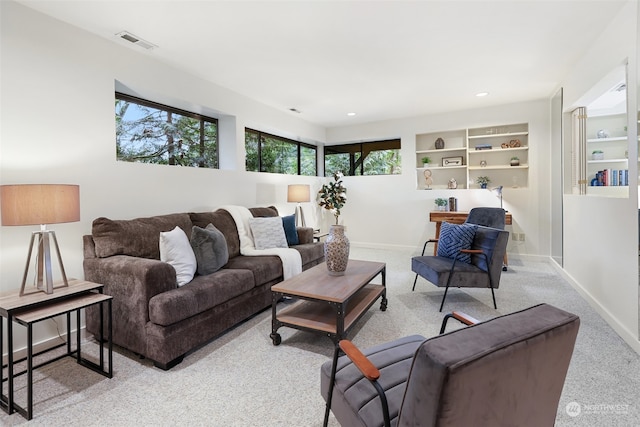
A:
[245, 128, 317, 176]
[324, 138, 401, 176]
[115, 92, 219, 168]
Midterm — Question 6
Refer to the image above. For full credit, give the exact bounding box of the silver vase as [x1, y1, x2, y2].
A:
[324, 225, 350, 276]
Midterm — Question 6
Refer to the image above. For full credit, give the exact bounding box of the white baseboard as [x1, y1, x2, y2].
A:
[350, 241, 415, 251]
[2, 326, 88, 366]
[549, 257, 640, 355]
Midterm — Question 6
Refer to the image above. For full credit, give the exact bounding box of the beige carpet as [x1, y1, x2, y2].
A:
[1, 247, 639, 426]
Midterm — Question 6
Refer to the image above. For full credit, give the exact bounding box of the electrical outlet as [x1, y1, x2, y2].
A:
[512, 233, 518, 241]
[520, 233, 525, 242]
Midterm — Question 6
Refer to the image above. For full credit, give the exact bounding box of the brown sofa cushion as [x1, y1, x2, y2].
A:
[225, 254, 283, 285]
[249, 206, 279, 217]
[92, 213, 193, 259]
[294, 243, 325, 266]
[148, 268, 255, 326]
[189, 207, 278, 259]
[189, 210, 241, 258]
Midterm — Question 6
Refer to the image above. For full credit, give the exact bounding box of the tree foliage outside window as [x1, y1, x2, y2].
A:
[245, 128, 317, 176]
[115, 93, 218, 168]
[325, 139, 401, 176]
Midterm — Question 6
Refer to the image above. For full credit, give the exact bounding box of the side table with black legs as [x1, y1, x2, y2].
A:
[0, 279, 112, 420]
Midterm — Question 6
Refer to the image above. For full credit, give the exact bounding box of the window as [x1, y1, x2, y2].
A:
[115, 93, 218, 168]
[324, 139, 401, 176]
[245, 129, 317, 176]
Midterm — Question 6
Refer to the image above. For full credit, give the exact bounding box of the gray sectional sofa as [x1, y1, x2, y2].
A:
[83, 206, 324, 369]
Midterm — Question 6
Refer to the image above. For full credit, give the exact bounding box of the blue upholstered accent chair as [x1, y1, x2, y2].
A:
[411, 223, 509, 311]
[465, 207, 509, 271]
[465, 207, 506, 229]
[321, 304, 580, 427]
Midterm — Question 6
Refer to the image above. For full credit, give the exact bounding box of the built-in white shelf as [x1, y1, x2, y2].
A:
[415, 123, 529, 189]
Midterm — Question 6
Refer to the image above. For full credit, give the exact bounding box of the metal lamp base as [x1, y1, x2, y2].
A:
[20, 229, 69, 296]
[294, 204, 306, 228]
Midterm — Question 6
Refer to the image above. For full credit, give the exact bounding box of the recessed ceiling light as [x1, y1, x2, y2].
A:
[347, 112, 356, 116]
[476, 92, 489, 97]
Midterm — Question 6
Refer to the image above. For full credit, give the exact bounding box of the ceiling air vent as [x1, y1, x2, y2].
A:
[115, 31, 157, 50]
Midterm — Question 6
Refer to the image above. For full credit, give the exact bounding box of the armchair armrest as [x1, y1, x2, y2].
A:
[339, 340, 380, 381]
[420, 238, 439, 256]
[439, 311, 480, 334]
[460, 249, 483, 255]
[323, 340, 391, 427]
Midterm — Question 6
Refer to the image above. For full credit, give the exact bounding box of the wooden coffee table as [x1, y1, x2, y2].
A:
[270, 259, 387, 346]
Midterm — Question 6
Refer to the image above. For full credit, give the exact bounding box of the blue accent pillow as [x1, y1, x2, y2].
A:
[437, 222, 477, 263]
[282, 214, 299, 246]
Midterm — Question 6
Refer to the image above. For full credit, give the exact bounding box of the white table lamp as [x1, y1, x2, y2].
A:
[287, 184, 310, 227]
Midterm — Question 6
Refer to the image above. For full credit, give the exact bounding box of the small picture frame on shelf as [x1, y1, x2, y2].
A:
[442, 156, 463, 167]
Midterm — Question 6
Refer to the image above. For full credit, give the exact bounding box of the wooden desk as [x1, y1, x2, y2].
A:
[429, 211, 513, 264]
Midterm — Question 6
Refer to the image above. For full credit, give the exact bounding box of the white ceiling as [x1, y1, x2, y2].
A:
[16, 0, 628, 127]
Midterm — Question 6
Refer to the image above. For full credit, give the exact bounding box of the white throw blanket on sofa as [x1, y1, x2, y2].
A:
[221, 205, 302, 280]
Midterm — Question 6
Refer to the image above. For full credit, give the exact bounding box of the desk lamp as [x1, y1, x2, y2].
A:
[1, 184, 80, 296]
[287, 184, 310, 227]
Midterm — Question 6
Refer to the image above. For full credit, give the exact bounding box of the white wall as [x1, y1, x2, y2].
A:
[559, 0, 639, 352]
[327, 100, 551, 257]
[0, 1, 327, 348]
[0, 1, 553, 353]
[0, 2, 552, 290]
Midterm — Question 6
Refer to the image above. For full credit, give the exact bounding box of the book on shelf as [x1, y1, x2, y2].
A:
[590, 169, 629, 186]
[475, 144, 493, 150]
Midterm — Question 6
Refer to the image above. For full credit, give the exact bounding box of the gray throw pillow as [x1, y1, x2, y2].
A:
[190, 224, 229, 275]
[248, 216, 289, 250]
